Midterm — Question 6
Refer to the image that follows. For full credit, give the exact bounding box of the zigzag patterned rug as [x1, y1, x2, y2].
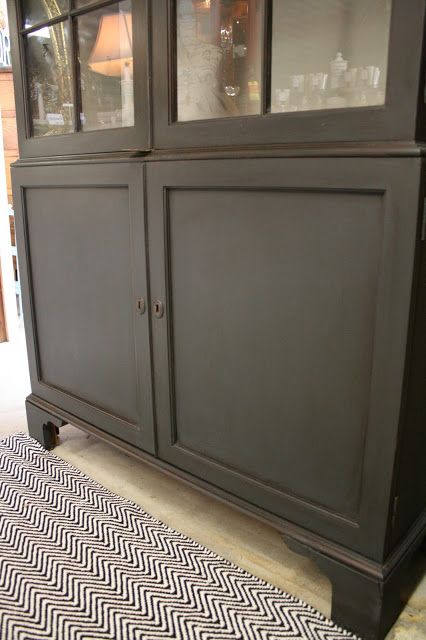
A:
[0, 433, 359, 640]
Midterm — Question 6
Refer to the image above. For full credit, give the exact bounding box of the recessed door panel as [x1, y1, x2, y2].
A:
[26, 186, 138, 422]
[147, 158, 420, 555]
[14, 163, 155, 452]
[168, 187, 382, 517]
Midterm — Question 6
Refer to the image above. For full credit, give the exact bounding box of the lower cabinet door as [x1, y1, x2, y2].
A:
[147, 157, 421, 557]
[13, 163, 155, 453]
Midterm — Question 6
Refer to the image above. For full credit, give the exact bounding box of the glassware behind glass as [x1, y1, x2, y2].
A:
[77, 0, 134, 131]
[23, 0, 68, 28]
[26, 21, 74, 137]
[176, 0, 263, 122]
[270, 0, 391, 114]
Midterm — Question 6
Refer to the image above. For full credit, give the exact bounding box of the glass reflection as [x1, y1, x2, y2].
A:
[77, 0, 134, 131]
[23, 0, 68, 28]
[74, 1, 98, 7]
[176, 0, 263, 122]
[26, 21, 73, 137]
[271, 0, 391, 113]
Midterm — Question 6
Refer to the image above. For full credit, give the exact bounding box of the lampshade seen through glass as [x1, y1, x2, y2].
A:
[78, 1, 134, 131]
[88, 12, 132, 77]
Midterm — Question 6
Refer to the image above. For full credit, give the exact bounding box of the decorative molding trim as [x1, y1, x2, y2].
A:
[283, 506, 426, 582]
[26, 393, 426, 585]
[11, 141, 426, 168]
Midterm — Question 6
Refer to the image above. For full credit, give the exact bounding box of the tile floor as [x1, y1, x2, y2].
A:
[0, 330, 425, 639]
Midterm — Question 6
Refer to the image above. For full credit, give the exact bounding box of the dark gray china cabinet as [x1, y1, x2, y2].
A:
[7, 0, 426, 638]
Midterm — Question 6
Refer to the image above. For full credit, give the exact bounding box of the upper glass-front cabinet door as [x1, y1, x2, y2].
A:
[175, 0, 391, 122]
[153, 0, 425, 148]
[8, 0, 149, 156]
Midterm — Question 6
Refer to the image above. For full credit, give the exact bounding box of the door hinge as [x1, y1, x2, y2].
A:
[391, 496, 399, 528]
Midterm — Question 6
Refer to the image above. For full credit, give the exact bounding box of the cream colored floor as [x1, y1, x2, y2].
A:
[0, 330, 425, 639]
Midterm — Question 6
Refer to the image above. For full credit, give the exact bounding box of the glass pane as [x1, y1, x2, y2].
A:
[271, 0, 391, 114]
[23, 0, 68, 28]
[26, 21, 74, 137]
[176, 0, 263, 122]
[77, 0, 134, 131]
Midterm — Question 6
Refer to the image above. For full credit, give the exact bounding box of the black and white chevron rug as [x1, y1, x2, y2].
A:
[0, 433, 358, 640]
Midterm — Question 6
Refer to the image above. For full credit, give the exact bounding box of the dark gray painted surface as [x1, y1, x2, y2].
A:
[12, 163, 156, 453]
[10, 152, 426, 640]
[388, 160, 426, 550]
[167, 187, 383, 518]
[147, 157, 422, 559]
[26, 186, 139, 423]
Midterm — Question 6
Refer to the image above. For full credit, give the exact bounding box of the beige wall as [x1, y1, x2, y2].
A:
[0, 2, 18, 341]
[0, 70, 18, 208]
[0, 0, 16, 206]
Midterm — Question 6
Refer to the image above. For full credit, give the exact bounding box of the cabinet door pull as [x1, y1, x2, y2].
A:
[136, 298, 146, 314]
[153, 300, 164, 318]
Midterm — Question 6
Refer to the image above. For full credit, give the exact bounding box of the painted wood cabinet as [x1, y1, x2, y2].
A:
[7, 1, 426, 639]
[146, 156, 423, 555]
[12, 163, 156, 451]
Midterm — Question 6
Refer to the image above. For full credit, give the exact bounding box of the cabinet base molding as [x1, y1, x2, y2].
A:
[26, 399, 67, 450]
[283, 516, 426, 640]
[10, 141, 426, 168]
[25, 394, 426, 640]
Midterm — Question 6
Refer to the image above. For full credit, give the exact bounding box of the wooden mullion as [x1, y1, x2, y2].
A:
[262, 0, 273, 115]
[19, 0, 118, 34]
[69, 14, 80, 133]
[168, 0, 177, 125]
[69, 0, 119, 18]
[20, 14, 68, 35]
[16, 0, 34, 139]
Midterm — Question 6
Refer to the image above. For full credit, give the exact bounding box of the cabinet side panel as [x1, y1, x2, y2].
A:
[390, 193, 426, 548]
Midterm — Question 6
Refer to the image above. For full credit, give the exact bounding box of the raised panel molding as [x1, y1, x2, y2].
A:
[13, 163, 156, 453]
[164, 186, 384, 521]
[24, 185, 139, 423]
[147, 157, 421, 559]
